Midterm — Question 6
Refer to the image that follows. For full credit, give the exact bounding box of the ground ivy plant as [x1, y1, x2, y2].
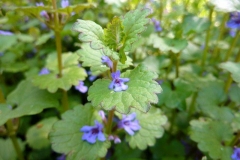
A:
[49, 7, 167, 159]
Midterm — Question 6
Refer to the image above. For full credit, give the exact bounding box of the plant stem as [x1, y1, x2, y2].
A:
[230, 131, 240, 146]
[0, 89, 24, 160]
[211, 14, 228, 62]
[106, 109, 115, 134]
[188, 92, 197, 117]
[175, 53, 180, 78]
[52, 0, 69, 112]
[200, 7, 214, 74]
[6, 120, 24, 160]
[224, 30, 240, 61]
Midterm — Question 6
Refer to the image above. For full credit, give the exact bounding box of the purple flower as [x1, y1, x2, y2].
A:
[39, 68, 50, 75]
[118, 112, 141, 136]
[98, 110, 106, 121]
[101, 56, 113, 69]
[232, 147, 240, 160]
[61, 0, 69, 8]
[230, 29, 237, 37]
[226, 12, 240, 29]
[56, 154, 66, 160]
[87, 71, 97, 81]
[109, 70, 129, 92]
[152, 18, 162, 32]
[80, 120, 106, 144]
[108, 135, 121, 144]
[0, 30, 13, 36]
[36, 2, 49, 19]
[75, 81, 88, 93]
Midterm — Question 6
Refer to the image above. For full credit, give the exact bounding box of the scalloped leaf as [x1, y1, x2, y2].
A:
[104, 17, 124, 51]
[77, 43, 132, 75]
[150, 35, 188, 53]
[219, 62, 240, 86]
[126, 107, 167, 150]
[26, 117, 58, 150]
[32, 66, 87, 93]
[190, 120, 233, 160]
[121, 8, 151, 51]
[0, 138, 25, 160]
[49, 104, 110, 160]
[0, 80, 59, 126]
[72, 19, 105, 49]
[88, 64, 162, 113]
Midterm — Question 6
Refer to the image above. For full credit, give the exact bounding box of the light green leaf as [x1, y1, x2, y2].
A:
[35, 32, 54, 46]
[121, 8, 151, 51]
[15, 6, 51, 16]
[26, 117, 58, 150]
[190, 120, 233, 160]
[219, 62, 240, 86]
[88, 64, 162, 113]
[49, 104, 110, 160]
[229, 84, 240, 105]
[182, 15, 210, 35]
[72, 19, 105, 49]
[126, 107, 167, 150]
[209, 0, 240, 12]
[0, 35, 18, 52]
[197, 81, 226, 106]
[0, 138, 25, 160]
[104, 17, 124, 51]
[232, 113, 240, 132]
[57, 3, 95, 15]
[17, 33, 35, 43]
[150, 35, 188, 53]
[32, 66, 87, 93]
[0, 80, 59, 126]
[46, 52, 80, 72]
[77, 44, 132, 75]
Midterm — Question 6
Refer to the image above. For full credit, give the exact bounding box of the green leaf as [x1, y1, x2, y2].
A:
[0, 138, 25, 160]
[182, 14, 210, 35]
[88, 64, 162, 113]
[121, 8, 151, 51]
[26, 117, 58, 150]
[46, 52, 80, 72]
[15, 6, 51, 17]
[126, 107, 167, 150]
[35, 32, 54, 46]
[0, 35, 18, 52]
[17, 33, 35, 43]
[219, 62, 240, 86]
[150, 35, 188, 53]
[57, 3, 95, 15]
[0, 80, 59, 125]
[197, 81, 226, 106]
[32, 66, 87, 93]
[232, 113, 240, 132]
[72, 19, 105, 49]
[229, 84, 240, 105]
[49, 104, 110, 160]
[190, 120, 233, 160]
[209, 0, 240, 12]
[104, 17, 124, 51]
[77, 44, 132, 75]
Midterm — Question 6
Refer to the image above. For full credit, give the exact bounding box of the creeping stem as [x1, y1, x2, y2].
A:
[52, 0, 69, 112]
[0, 89, 24, 160]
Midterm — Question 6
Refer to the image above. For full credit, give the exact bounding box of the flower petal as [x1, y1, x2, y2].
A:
[124, 126, 135, 135]
[97, 132, 106, 141]
[80, 126, 92, 132]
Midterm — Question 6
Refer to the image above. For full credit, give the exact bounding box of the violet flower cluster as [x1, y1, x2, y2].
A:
[80, 120, 106, 144]
[152, 18, 162, 32]
[75, 81, 88, 93]
[226, 12, 240, 37]
[118, 112, 141, 135]
[232, 147, 240, 160]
